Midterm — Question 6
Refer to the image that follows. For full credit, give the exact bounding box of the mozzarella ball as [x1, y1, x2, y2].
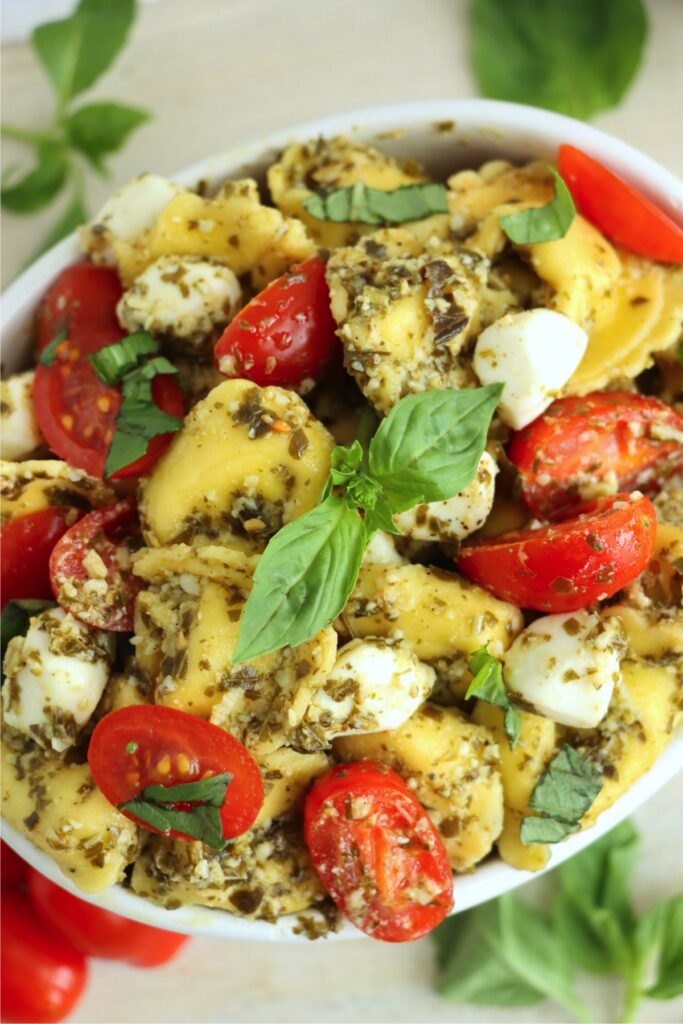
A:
[0, 372, 43, 460]
[503, 611, 627, 728]
[82, 173, 181, 263]
[2, 607, 114, 753]
[393, 451, 497, 543]
[473, 309, 588, 430]
[117, 255, 242, 353]
[362, 530, 407, 566]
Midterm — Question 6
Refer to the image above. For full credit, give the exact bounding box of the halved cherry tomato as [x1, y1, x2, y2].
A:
[88, 705, 264, 841]
[34, 264, 183, 480]
[304, 761, 453, 942]
[215, 256, 340, 389]
[1, 841, 28, 888]
[28, 870, 189, 966]
[1, 887, 87, 1023]
[49, 499, 142, 631]
[457, 493, 657, 612]
[509, 392, 683, 518]
[1, 507, 75, 607]
[558, 145, 683, 264]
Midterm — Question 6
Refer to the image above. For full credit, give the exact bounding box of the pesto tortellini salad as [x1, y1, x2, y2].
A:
[1, 136, 682, 943]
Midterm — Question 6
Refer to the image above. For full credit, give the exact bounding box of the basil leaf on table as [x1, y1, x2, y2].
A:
[641, 895, 683, 1000]
[232, 495, 367, 663]
[465, 646, 521, 748]
[499, 167, 575, 244]
[1, 600, 55, 663]
[303, 181, 448, 225]
[470, 0, 648, 121]
[64, 101, 149, 173]
[1, 141, 68, 213]
[368, 385, 502, 513]
[521, 744, 602, 845]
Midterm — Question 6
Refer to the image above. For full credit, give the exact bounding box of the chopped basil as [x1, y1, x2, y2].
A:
[89, 331, 158, 384]
[1, 599, 55, 663]
[118, 772, 232, 850]
[521, 745, 602, 845]
[38, 328, 68, 366]
[465, 646, 521, 748]
[303, 181, 448, 225]
[499, 167, 576, 245]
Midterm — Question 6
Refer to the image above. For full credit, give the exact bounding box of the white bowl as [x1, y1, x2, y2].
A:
[2, 99, 682, 942]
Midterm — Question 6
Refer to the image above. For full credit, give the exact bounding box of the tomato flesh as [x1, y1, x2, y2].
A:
[558, 145, 683, 264]
[304, 761, 453, 942]
[1, 841, 29, 888]
[37, 264, 124, 353]
[1, 507, 75, 607]
[509, 392, 683, 518]
[457, 494, 657, 612]
[88, 705, 264, 841]
[28, 870, 188, 966]
[215, 256, 340, 389]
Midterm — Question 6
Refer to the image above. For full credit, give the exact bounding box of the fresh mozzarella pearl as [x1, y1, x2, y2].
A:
[117, 255, 242, 352]
[2, 607, 114, 753]
[92, 173, 180, 247]
[503, 611, 627, 728]
[394, 451, 497, 543]
[363, 530, 407, 566]
[473, 309, 588, 430]
[0, 371, 43, 460]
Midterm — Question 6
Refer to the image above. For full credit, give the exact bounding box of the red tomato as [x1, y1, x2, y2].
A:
[509, 392, 683, 518]
[49, 499, 142, 631]
[304, 761, 453, 942]
[1, 887, 87, 1023]
[88, 705, 264, 841]
[1, 507, 75, 607]
[457, 494, 657, 612]
[28, 870, 189, 967]
[1, 842, 28, 888]
[36, 264, 124, 353]
[558, 145, 683, 264]
[215, 256, 340, 389]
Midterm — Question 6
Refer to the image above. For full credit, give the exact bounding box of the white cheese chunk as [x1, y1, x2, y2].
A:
[0, 372, 43, 460]
[117, 255, 242, 352]
[2, 607, 114, 753]
[393, 451, 497, 543]
[362, 530, 407, 566]
[473, 309, 588, 430]
[93, 173, 180, 245]
[503, 611, 627, 728]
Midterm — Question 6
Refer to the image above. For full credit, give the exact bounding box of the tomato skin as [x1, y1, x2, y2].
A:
[88, 705, 264, 841]
[558, 145, 683, 264]
[36, 264, 124, 354]
[28, 870, 188, 966]
[1, 888, 87, 1023]
[1, 507, 74, 607]
[304, 762, 453, 942]
[1, 842, 28, 888]
[457, 494, 657, 613]
[215, 256, 340, 389]
[509, 392, 683, 518]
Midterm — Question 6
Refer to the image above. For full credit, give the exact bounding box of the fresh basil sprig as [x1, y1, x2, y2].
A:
[465, 646, 521, 748]
[1, 599, 56, 664]
[521, 744, 602, 844]
[303, 181, 448, 225]
[1, 0, 148, 260]
[119, 772, 232, 850]
[233, 385, 501, 663]
[499, 167, 575, 245]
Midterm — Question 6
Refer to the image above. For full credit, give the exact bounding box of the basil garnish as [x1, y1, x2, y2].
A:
[303, 181, 448, 225]
[465, 646, 521, 749]
[499, 167, 576, 245]
[118, 772, 232, 850]
[1, 599, 55, 664]
[521, 745, 602, 844]
[38, 328, 68, 366]
[88, 331, 158, 384]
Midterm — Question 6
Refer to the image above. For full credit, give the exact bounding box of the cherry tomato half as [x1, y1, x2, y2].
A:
[509, 392, 683, 518]
[49, 499, 142, 631]
[88, 705, 264, 841]
[457, 493, 657, 612]
[1, 507, 75, 607]
[1, 841, 28, 888]
[304, 761, 453, 942]
[558, 145, 683, 264]
[215, 256, 340, 389]
[1, 887, 87, 1023]
[36, 264, 124, 353]
[28, 870, 189, 967]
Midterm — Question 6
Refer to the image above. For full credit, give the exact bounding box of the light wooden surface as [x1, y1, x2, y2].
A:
[2, 2, 683, 1022]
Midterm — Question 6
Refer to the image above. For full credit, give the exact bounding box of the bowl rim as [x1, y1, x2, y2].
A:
[2, 97, 682, 943]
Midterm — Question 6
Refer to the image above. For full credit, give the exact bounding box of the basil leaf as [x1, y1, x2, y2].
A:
[499, 167, 575, 244]
[65, 101, 149, 173]
[329, 441, 364, 487]
[104, 357, 182, 477]
[139, 773, 231, 808]
[465, 646, 521, 749]
[233, 495, 367, 663]
[303, 181, 448, 225]
[32, 0, 136, 108]
[1, 600, 55, 664]
[89, 332, 159, 384]
[1, 141, 68, 213]
[119, 797, 228, 850]
[29, 187, 88, 263]
[39, 328, 68, 367]
[521, 744, 602, 845]
[642, 895, 683, 1000]
[368, 385, 502, 513]
[470, 0, 647, 121]
[363, 491, 402, 538]
[520, 816, 579, 844]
